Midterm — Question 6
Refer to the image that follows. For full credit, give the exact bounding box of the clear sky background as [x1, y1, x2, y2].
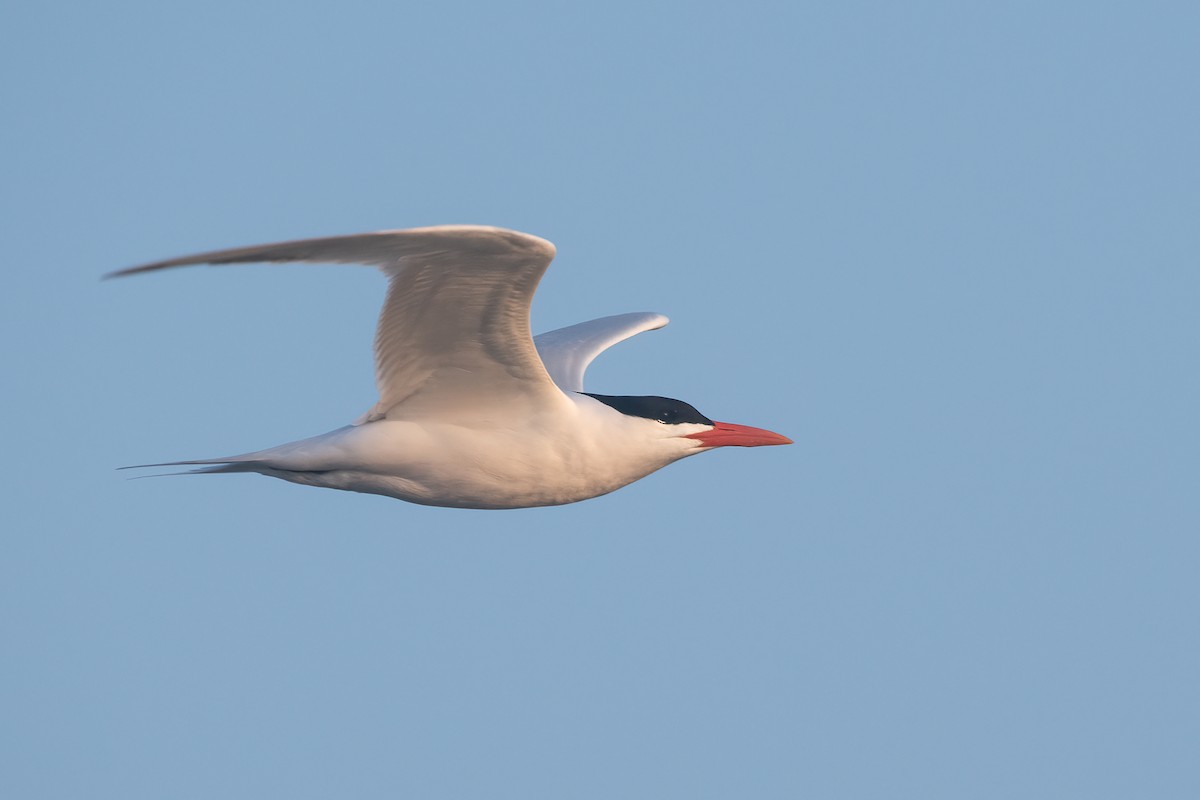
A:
[3, 2, 1198, 798]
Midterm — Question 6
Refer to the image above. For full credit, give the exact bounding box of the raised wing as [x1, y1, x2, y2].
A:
[533, 312, 669, 392]
[110, 225, 571, 422]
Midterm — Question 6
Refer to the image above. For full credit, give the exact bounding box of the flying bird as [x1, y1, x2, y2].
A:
[111, 226, 791, 509]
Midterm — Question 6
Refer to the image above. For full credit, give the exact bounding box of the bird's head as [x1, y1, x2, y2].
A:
[581, 393, 792, 454]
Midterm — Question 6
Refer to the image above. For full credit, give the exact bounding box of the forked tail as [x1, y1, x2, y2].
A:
[118, 458, 267, 476]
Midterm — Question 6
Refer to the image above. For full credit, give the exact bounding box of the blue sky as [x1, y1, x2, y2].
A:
[3, 2, 1198, 798]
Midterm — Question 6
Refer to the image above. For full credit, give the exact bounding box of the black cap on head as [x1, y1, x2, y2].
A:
[581, 393, 713, 426]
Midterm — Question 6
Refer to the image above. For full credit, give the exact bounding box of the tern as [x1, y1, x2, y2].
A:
[111, 225, 791, 509]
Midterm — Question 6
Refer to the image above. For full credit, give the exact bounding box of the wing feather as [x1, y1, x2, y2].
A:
[111, 226, 568, 422]
[533, 312, 669, 392]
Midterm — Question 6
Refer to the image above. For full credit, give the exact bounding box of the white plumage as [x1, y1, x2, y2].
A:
[113, 225, 790, 509]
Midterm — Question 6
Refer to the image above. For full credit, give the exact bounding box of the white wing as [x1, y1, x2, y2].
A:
[533, 312, 669, 392]
[111, 225, 570, 422]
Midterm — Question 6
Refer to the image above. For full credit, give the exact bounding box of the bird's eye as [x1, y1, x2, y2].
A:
[657, 409, 679, 423]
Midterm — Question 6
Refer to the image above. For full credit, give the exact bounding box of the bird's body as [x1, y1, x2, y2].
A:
[202, 398, 692, 509]
[113, 226, 790, 509]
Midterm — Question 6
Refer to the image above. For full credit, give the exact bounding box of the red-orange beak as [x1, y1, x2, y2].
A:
[684, 421, 793, 448]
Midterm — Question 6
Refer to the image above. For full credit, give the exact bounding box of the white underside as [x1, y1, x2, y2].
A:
[205, 395, 708, 509]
